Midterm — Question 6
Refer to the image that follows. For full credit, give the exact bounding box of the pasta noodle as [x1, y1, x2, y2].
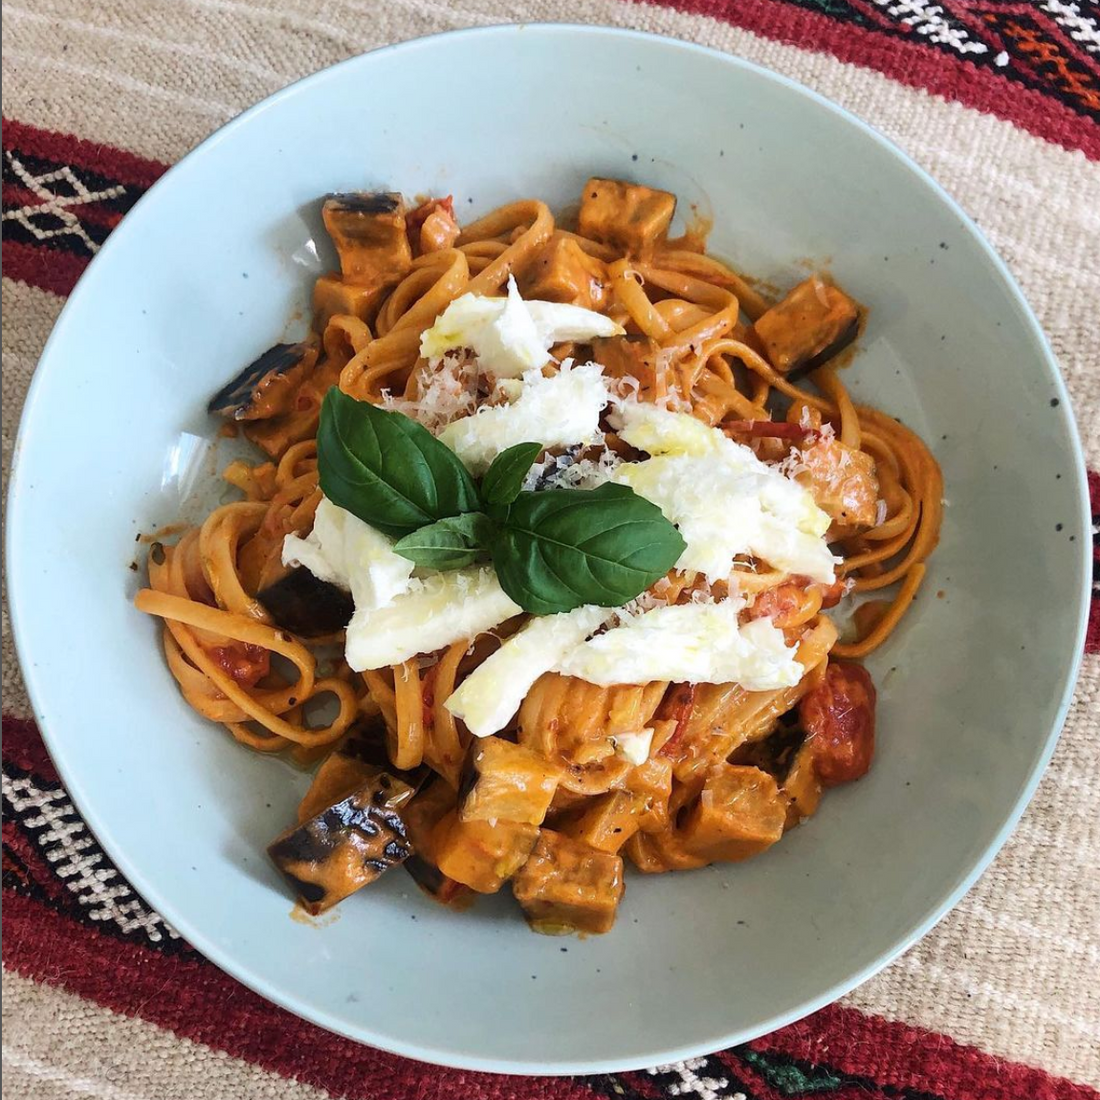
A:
[135, 180, 941, 931]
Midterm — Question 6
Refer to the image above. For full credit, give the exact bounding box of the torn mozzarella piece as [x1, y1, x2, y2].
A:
[420, 275, 622, 378]
[444, 605, 613, 738]
[281, 497, 414, 611]
[556, 600, 803, 690]
[610, 403, 836, 583]
[344, 566, 521, 672]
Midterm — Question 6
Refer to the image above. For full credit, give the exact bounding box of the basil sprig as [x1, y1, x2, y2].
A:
[317, 391, 685, 614]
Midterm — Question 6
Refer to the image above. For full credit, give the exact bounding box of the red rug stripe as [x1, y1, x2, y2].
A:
[740, 1008, 1100, 1100]
[3, 716, 60, 783]
[642, 0, 1100, 161]
[2, 117, 166, 188]
[2, 238, 94, 297]
[1, 891, 600, 1100]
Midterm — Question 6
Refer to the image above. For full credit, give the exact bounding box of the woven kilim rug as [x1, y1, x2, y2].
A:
[3, 1, 1099, 1096]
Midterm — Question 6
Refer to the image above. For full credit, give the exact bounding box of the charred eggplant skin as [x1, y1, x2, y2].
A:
[207, 342, 312, 419]
[256, 567, 353, 637]
[403, 853, 452, 897]
[268, 772, 415, 914]
[325, 192, 402, 216]
[789, 314, 861, 379]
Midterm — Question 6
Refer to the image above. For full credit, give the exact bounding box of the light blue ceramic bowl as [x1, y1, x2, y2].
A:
[7, 24, 1090, 1074]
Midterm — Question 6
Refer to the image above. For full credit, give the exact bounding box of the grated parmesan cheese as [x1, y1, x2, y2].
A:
[380, 349, 478, 433]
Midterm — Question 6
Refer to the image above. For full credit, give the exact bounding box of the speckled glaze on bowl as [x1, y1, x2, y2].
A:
[7, 24, 1090, 1075]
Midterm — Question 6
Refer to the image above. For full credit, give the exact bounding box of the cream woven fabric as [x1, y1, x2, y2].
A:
[3, 0, 1098, 1089]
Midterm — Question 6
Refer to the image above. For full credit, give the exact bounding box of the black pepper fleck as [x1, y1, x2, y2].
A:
[631, 153, 639, 162]
[1050, 398, 1060, 407]
[1056, 523, 1063, 531]
[939, 241, 949, 249]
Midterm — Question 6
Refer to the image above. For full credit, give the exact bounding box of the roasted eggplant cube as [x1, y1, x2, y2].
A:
[679, 766, 786, 864]
[591, 334, 665, 401]
[267, 772, 415, 915]
[562, 790, 644, 854]
[796, 437, 879, 529]
[296, 722, 393, 823]
[432, 810, 539, 894]
[312, 274, 379, 332]
[519, 236, 608, 311]
[578, 178, 676, 256]
[321, 192, 413, 288]
[207, 343, 318, 421]
[459, 737, 561, 826]
[513, 830, 625, 935]
[753, 276, 860, 374]
[256, 566, 353, 638]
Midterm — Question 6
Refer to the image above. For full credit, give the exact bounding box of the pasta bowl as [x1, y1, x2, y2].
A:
[6, 24, 1090, 1074]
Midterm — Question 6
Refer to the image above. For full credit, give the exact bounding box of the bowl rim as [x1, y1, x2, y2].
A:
[6, 21, 1092, 1076]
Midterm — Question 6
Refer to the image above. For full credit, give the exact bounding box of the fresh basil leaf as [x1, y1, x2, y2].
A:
[392, 513, 493, 570]
[489, 483, 686, 615]
[480, 442, 544, 506]
[317, 388, 480, 538]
